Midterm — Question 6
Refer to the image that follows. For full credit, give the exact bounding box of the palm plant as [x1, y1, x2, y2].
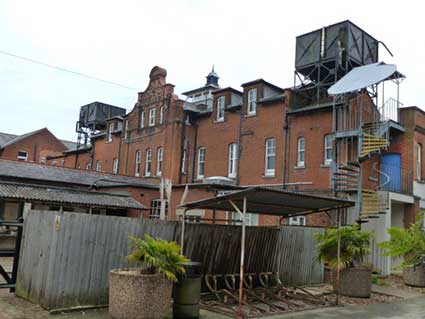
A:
[315, 225, 372, 270]
[128, 234, 190, 281]
[380, 211, 425, 268]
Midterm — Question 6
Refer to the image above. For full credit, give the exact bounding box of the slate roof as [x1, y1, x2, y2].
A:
[0, 130, 77, 151]
[0, 160, 159, 189]
[0, 182, 146, 209]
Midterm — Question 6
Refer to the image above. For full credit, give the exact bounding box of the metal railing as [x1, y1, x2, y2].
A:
[378, 98, 403, 123]
[378, 163, 413, 194]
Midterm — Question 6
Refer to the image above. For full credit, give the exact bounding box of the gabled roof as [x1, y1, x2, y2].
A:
[0, 128, 46, 150]
[0, 181, 146, 210]
[0, 129, 77, 151]
[0, 159, 159, 189]
[241, 79, 284, 92]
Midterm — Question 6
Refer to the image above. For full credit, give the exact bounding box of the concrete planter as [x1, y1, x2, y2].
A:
[333, 267, 372, 298]
[403, 264, 425, 287]
[109, 268, 172, 319]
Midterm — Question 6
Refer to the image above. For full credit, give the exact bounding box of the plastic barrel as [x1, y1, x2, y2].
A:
[173, 262, 202, 318]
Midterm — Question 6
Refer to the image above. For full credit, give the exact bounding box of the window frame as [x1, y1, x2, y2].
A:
[107, 122, 114, 142]
[217, 96, 225, 122]
[289, 216, 306, 226]
[145, 148, 152, 176]
[150, 199, 168, 219]
[265, 138, 276, 176]
[135, 150, 141, 177]
[96, 160, 102, 172]
[140, 110, 145, 128]
[113, 158, 119, 174]
[324, 134, 333, 165]
[123, 120, 128, 139]
[247, 88, 257, 115]
[159, 106, 164, 124]
[157, 147, 163, 176]
[228, 143, 238, 178]
[197, 147, 206, 179]
[149, 108, 156, 127]
[297, 137, 305, 167]
[17, 151, 28, 161]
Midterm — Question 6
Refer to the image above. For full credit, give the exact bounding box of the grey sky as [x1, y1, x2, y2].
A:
[1, 0, 423, 141]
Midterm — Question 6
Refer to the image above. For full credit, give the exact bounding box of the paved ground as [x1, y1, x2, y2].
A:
[0, 287, 424, 319]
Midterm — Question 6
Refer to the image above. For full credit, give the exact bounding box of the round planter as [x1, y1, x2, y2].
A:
[333, 267, 372, 298]
[403, 264, 425, 287]
[109, 268, 172, 319]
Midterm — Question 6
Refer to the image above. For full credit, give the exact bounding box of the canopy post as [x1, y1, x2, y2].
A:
[180, 209, 186, 255]
[239, 197, 247, 318]
[336, 209, 341, 305]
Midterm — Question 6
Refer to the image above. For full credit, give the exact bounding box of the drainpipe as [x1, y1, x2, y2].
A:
[191, 121, 198, 183]
[282, 110, 291, 188]
[236, 104, 244, 186]
[178, 114, 187, 184]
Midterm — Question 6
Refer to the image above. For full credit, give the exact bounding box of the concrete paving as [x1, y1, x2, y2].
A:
[0, 289, 425, 319]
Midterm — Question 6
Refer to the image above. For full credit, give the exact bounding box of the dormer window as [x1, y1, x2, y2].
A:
[149, 108, 156, 127]
[248, 88, 257, 115]
[217, 96, 225, 122]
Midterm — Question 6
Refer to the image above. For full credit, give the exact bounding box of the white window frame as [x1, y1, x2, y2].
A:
[228, 143, 238, 178]
[157, 147, 163, 176]
[418, 143, 422, 180]
[124, 120, 128, 139]
[113, 158, 119, 174]
[232, 211, 259, 226]
[289, 216, 306, 226]
[150, 199, 168, 219]
[324, 134, 333, 165]
[159, 106, 164, 124]
[145, 149, 152, 176]
[247, 88, 257, 115]
[108, 122, 114, 142]
[17, 151, 28, 161]
[96, 160, 102, 172]
[217, 96, 225, 122]
[149, 108, 156, 127]
[265, 138, 276, 176]
[140, 110, 145, 128]
[297, 137, 305, 167]
[197, 147, 206, 179]
[135, 150, 141, 177]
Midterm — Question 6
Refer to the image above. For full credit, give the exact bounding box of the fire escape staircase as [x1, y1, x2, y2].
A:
[333, 121, 391, 223]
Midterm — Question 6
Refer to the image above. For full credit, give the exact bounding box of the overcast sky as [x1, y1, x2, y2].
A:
[1, 0, 424, 141]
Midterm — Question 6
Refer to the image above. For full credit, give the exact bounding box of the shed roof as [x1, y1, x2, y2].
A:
[0, 182, 146, 210]
[180, 187, 354, 216]
[0, 160, 158, 189]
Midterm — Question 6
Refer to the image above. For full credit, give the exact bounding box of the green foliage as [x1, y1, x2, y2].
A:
[315, 225, 372, 271]
[128, 234, 190, 281]
[380, 211, 425, 269]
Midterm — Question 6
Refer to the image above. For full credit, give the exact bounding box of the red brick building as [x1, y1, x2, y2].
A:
[0, 128, 75, 163]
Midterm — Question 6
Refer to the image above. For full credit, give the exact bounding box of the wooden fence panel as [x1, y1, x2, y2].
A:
[16, 211, 324, 310]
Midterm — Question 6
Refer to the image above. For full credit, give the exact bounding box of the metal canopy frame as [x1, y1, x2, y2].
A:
[178, 187, 354, 317]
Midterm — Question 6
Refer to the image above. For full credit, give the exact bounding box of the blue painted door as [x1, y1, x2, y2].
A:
[381, 154, 402, 192]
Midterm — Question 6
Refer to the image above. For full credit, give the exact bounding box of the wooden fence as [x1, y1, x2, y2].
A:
[16, 210, 324, 310]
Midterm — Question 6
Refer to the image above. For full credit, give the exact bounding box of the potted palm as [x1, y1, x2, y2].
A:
[315, 225, 373, 298]
[380, 212, 425, 287]
[109, 234, 189, 319]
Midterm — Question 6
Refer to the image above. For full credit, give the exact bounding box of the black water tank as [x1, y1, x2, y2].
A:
[173, 262, 202, 318]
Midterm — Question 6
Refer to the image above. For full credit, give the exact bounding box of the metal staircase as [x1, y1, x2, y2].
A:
[333, 99, 393, 224]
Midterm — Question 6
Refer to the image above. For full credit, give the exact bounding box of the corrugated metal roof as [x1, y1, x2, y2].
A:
[180, 186, 354, 217]
[0, 160, 158, 189]
[0, 182, 146, 209]
[0, 132, 18, 146]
